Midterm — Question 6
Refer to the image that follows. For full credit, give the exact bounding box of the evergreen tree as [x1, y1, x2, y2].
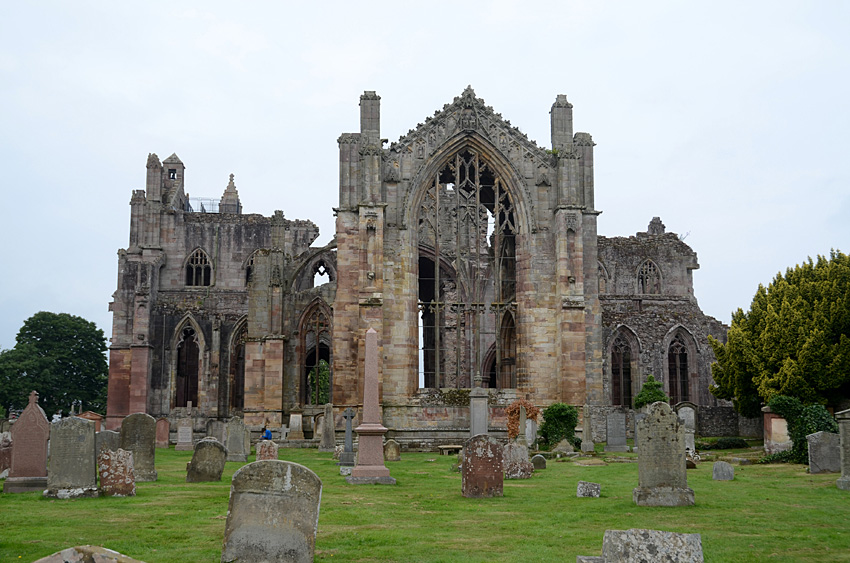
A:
[710, 250, 850, 416]
[633, 374, 669, 409]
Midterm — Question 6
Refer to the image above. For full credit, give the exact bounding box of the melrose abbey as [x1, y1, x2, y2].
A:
[105, 88, 732, 444]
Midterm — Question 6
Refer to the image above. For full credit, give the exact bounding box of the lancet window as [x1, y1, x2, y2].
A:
[176, 326, 199, 407]
[668, 334, 689, 404]
[611, 335, 633, 406]
[186, 249, 212, 286]
[301, 303, 332, 405]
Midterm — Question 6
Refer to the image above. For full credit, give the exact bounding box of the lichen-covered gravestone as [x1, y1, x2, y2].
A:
[221, 461, 322, 563]
[503, 441, 533, 479]
[225, 417, 249, 462]
[577, 480, 601, 498]
[187, 438, 227, 482]
[3, 391, 50, 493]
[578, 528, 704, 562]
[98, 448, 136, 496]
[384, 439, 401, 462]
[604, 411, 629, 452]
[119, 413, 157, 482]
[806, 431, 840, 474]
[462, 434, 504, 498]
[633, 401, 694, 507]
[256, 439, 279, 461]
[45, 416, 98, 498]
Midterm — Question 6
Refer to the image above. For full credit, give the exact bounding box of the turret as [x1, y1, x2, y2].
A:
[219, 174, 242, 214]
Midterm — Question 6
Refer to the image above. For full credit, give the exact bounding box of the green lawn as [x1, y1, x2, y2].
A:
[1, 447, 848, 562]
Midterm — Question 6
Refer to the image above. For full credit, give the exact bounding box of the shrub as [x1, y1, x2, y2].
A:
[505, 399, 541, 440]
[713, 437, 750, 450]
[538, 403, 579, 448]
[633, 375, 669, 410]
[764, 395, 838, 464]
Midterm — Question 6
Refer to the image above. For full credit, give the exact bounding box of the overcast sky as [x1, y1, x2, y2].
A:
[1, 1, 847, 350]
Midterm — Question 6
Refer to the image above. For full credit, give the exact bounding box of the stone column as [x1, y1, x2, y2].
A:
[837, 408, 850, 491]
[347, 329, 395, 484]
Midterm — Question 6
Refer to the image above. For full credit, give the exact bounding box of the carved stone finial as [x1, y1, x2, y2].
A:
[29, 390, 39, 405]
[648, 217, 666, 235]
[146, 153, 161, 169]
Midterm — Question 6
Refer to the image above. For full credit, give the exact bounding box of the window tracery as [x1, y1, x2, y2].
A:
[186, 249, 212, 286]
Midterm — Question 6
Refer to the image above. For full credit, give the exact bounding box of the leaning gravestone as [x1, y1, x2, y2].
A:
[119, 413, 157, 482]
[633, 401, 694, 507]
[96, 430, 121, 455]
[462, 434, 504, 498]
[503, 441, 533, 479]
[531, 454, 546, 470]
[186, 438, 227, 482]
[3, 391, 50, 493]
[578, 528, 704, 562]
[806, 431, 840, 474]
[175, 418, 194, 451]
[225, 417, 249, 462]
[384, 439, 401, 462]
[577, 480, 601, 498]
[604, 412, 629, 452]
[155, 417, 170, 448]
[256, 439, 279, 461]
[319, 403, 336, 452]
[837, 408, 850, 491]
[712, 461, 734, 481]
[98, 448, 135, 497]
[221, 461, 322, 563]
[45, 417, 98, 498]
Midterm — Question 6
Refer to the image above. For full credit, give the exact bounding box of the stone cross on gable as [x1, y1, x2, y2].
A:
[29, 390, 38, 405]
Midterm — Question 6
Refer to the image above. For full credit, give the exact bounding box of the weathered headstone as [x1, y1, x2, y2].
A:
[552, 438, 575, 454]
[319, 403, 336, 452]
[578, 528, 704, 562]
[155, 417, 170, 448]
[45, 416, 98, 498]
[256, 439, 279, 461]
[186, 438, 227, 482]
[836, 408, 850, 491]
[577, 480, 601, 498]
[33, 545, 146, 563]
[338, 408, 356, 467]
[531, 453, 546, 469]
[206, 419, 226, 445]
[225, 417, 249, 462]
[0, 431, 12, 476]
[348, 328, 395, 485]
[119, 413, 157, 482]
[633, 402, 694, 506]
[504, 441, 533, 479]
[3, 391, 50, 493]
[581, 406, 595, 453]
[676, 403, 698, 453]
[384, 439, 401, 462]
[221, 460, 322, 563]
[98, 448, 136, 496]
[175, 418, 194, 451]
[469, 386, 489, 437]
[288, 409, 305, 440]
[604, 412, 629, 452]
[526, 418, 538, 448]
[462, 434, 504, 498]
[712, 461, 734, 481]
[806, 431, 840, 474]
[632, 413, 647, 453]
[96, 430, 121, 455]
[517, 405, 528, 447]
[333, 444, 342, 461]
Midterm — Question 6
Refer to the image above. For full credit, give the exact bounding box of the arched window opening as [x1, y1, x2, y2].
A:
[186, 249, 212, 286]
[417, 148, 517, 389]
[668, 334, 689, 404]
[313, 260, 332, 287]
[301, 304, 332, 405]
[229, 323, 247, 413]
[638, 260, 660, 294]
[598, 263, 608, 294]
[245, 253, 255, 286]
[611, 336, 632, 406]
[176, 326, 199, 407]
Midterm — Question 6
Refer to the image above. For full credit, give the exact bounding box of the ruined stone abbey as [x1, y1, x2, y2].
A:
[106, 88, 729, 444]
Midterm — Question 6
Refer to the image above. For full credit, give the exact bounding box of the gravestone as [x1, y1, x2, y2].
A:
[45, 416, 98, 498]
[221, 461, 322, 563]
[0, 431, 12, 476]
[633, 402, 694, 507]
[526, 418, 538, 448]
[288, 409, 305, 440]
[384, 439, 401, 462]
[98, 448, 136, 496]
[531, 453, 546, 469]
[552, 439, 575, 454]
[581, 406, 595, 453]
[175, 418, 194, 451]
[604, 412, 629, 452]
[462, 434, 504, 498]
[155, 418, 170, 448]
[578, 528, 704, 562]
[712, 461, 734, 481]
[34, 545, 146, 563]
[96, 430, 121, 455]
[333, 444, 342, 460]
[3, 391, 50, 493]
[806, 430, 840, 474]
[577, 480, 601, 498]
[348, 329, 395, 485]
[225, 417, 249, 462]
[632, 413, 647, 453]
[338, 408, 356, 467]
[503, 441, 533, 479]
[206, 419, 226, 445]
[676, 403, 698, 453]
[517, 405, 528, 447]
[256, 439, 279, 461]
[119, 413, 157, 482]
[836, 408, 850, 490]
[186, 438, 227, 482]
[469, 386, 489, 437]
[319, 403, 336, 452]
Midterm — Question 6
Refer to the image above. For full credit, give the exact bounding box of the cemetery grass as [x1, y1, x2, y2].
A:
[1, 448, 849, 562]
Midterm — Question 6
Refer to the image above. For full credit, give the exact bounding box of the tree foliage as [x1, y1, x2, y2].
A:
[307, 359, 331, 405]
[538, 402, 579, 448]
[633, 374, 669, 410]
[0, 312, 108, 416]
[762, 395, 838, 464]
[710, 251, 850, 416]
[505, 399, 541, 440]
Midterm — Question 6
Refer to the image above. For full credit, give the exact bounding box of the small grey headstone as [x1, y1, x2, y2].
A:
[384, 439, 401, 461]
[632, 413, 647, 453]
[175, 418, 193, 451]
[119, 413, 157, 482]
[222, 461, 322, 563]
[186, 438, 227, 482]
[503, 441, 533, 479]
[207, 419, 226, 445]
[806, 431, 840, 474]
[531, 454, 546, 469]
[45, 417, 98, 498]
[604, 412, 629, 452]
[712, 461, 735, 481]
[577, 480, 601, 498]
[339, 466, 352, 476]
[319, 403, 336, 452]
[596, 529, 704, 562]
[225, 417, 249, 462]
[96, 430, 120, 455]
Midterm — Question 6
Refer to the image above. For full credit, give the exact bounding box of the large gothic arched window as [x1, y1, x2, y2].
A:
[637, 260, 660, 294]
[668, 334, 689, 404]
[301, 302, 332, 405]
[176, 326, 199, 407]
[611, 335, 633, 406]
[186, 249, 213, 286]
[417, 148, 517, 389]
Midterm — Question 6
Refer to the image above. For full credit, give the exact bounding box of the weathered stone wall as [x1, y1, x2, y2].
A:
[699, 406, 763, 438]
